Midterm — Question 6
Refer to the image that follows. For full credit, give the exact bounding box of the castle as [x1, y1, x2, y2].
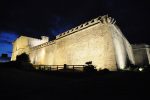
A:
[11, 15, 150, 71]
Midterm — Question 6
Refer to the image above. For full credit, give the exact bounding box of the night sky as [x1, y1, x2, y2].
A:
[0, 0, 150, 57]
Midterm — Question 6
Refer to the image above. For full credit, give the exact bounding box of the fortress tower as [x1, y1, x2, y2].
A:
[11, 15, 135, 71]
[11, 36, 49, 61]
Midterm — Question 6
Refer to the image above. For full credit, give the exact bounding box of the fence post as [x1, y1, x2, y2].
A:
[57, 66, 58, 71]
[73, 66, 74, 72]
[64, 64, 67, 70]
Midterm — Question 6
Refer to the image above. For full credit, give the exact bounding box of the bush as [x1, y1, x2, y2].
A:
[20, 62, 34, 71]
[128, 64, 139, 71]
[16, 53, 30, 63]
[83, 61, 97, 72]
[16, 53, 34, 70]
[102, 68, 109, 72]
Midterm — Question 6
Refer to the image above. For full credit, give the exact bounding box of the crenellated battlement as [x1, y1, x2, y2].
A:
[31, 40, 55, 51]
[56, 15, 116, 39]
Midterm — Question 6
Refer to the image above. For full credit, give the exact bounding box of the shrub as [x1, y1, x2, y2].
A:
[16, 53, 30, 63]
[83, 61, 97, 72]
[16, 53, 34, 70]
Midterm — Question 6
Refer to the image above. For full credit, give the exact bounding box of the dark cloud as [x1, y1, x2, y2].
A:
[0, 40, 11, 44]
[0, 32, 18, 56]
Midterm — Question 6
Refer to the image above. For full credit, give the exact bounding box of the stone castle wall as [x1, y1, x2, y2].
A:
[132, 44, 150, 66]
[54, 23, 117, 70]
[11, 36, 30, 61]
[12, 15, 134, 71]
[110, 25, 135, 69]
[30, 41, 55, 65]
[11, 36, 49, 61]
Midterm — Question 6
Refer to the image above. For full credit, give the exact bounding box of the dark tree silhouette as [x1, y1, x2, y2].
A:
[16, 53, 30, 63]
[16, 53, 34, 70]
[83, 61, 97, 72]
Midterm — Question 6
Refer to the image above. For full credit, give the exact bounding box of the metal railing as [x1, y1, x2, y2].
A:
[33, 65, 86, 71]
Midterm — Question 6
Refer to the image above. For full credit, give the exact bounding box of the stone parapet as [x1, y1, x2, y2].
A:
[56, 15, 116, 39]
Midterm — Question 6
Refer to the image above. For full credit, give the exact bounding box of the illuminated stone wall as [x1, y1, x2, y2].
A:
[12, 15, 135, 71]
[54, 23, 117, 70]
[110, 25, 135, 69]
[11, 36, 30, 61]
[30, 41, 55, 65]
[132, 44, 150, 65]
[11, 36, 49, 61]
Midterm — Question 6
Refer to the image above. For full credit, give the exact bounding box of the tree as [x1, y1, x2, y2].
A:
[16, 53, 34, 70]
[16, 53, 30, 63]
